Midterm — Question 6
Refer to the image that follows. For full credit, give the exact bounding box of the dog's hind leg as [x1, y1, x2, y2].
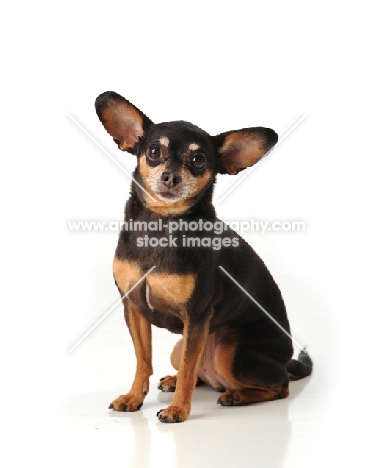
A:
[214, 325, 292, 406]
[158, 339, 182, 392]
[215, 345, 290, 405]
[158, 338, 205, 391]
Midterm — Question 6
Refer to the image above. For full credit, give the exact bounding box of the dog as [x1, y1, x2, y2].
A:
[95, 91, 312, 423]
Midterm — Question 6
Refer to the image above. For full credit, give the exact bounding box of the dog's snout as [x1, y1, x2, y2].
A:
[161, 171, 182, 188]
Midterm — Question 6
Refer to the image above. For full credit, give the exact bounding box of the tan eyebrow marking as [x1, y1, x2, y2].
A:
[159, 137, 170, 147]
[188, 143, 200, 151]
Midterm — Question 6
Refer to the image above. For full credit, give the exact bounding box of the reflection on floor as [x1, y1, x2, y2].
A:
[59, 303, 331, 468]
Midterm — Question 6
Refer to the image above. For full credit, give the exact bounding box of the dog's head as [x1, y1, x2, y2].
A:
[96, 91, 278, 216]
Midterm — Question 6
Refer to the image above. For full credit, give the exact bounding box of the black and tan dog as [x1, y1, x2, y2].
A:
[95, 91, 312, 423]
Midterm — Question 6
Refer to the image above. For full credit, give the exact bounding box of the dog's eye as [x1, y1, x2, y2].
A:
[190, 153, 206, 170]
[148, 145, 161, 161]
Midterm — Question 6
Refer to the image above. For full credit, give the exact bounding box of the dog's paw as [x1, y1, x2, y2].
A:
[108, 393, 144, 412]
[156, 405, 190, 423]
[217, 389, 246, 406]
[158, 375, 177, 392]
[217, 387, 289, 406]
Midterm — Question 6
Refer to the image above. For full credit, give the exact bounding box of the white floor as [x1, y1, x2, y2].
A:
[57, 296, 331, 468]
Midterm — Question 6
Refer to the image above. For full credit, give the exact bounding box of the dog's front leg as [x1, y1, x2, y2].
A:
[157, 312, 211, 423]
[109, 299, 152, 411]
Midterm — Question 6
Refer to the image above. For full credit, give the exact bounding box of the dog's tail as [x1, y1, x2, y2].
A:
[287, 349, 313, 381]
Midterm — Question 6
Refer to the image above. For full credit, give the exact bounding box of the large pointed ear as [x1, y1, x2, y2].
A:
[95, 91, 153, 154]
[215, 127, 278, 175]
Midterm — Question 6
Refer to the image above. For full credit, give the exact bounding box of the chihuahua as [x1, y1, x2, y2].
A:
[95, 91, 312, 423]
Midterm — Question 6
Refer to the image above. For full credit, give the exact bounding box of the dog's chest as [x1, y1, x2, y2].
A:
[113, 257, 196, 315]
[145, 272, 195, 310]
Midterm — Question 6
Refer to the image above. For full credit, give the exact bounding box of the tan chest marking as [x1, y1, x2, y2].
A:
[113, 257, 142, 294]
[146, 273, 196, 306]
[113, 257, 196, 311]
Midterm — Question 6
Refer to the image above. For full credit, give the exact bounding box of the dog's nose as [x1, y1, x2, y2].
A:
[161, 171, 182, 188]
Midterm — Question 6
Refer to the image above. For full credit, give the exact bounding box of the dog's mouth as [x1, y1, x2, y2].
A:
[155, 189, 181, 202]
[150, 179, 184, 202]
[147, 176, 196, 206]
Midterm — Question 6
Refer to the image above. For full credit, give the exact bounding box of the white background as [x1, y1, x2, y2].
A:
[1, 1, 366, 466]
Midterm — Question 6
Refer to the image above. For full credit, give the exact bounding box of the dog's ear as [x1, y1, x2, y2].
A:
[95, 91, 153, 154]
[215, 127, 278, 175]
